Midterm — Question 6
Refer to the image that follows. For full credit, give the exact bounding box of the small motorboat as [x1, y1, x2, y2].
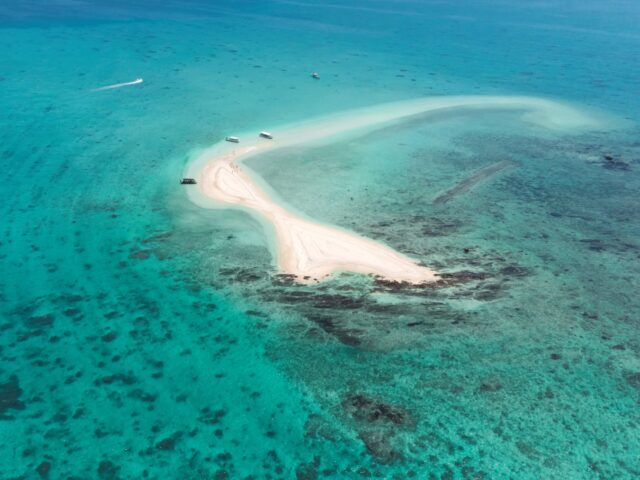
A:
[225, 136, 240, 143]
[180, 178, 197, 185]
[311, 72, 320, 79]
[259, 131, 273, 139]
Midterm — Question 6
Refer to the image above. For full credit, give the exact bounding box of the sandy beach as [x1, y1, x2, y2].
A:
[188, 95, 604, 284]
[200, 145, 439, 283]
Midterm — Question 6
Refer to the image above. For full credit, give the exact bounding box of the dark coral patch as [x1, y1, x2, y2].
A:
[500, 265, 530, 277]
[156, 436, 176, 450]
[295, 455, 321, 480]
[101, 332, 117, 342]
[0, 375, 26, 418]
[198, 407, 226, 425]
[306, 314, 362, 347]
[26, 313, 55, 330]
[96, 373, 136, 386]
[601, 154, 630, 171]
[625, 372, 640, 391]
[343, 394, 411, 426]
[477, 378, 502, 393]
[36, 461, 51, 478]
[98, 460, 120, 480]
[128, 249, 152, 260]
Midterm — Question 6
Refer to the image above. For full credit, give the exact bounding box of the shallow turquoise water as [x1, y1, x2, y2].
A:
[1, 1, 640, 478]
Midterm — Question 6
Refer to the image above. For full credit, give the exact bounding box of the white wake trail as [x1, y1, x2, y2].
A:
[91, 78, 143, 92]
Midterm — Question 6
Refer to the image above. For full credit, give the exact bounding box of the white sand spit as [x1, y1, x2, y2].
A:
[186, 95, 606, 283]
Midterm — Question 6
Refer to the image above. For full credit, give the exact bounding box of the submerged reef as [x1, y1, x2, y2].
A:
[0, 375, 25, 419]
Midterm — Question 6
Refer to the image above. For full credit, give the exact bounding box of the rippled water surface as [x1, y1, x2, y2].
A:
[1, 1, 639, 478]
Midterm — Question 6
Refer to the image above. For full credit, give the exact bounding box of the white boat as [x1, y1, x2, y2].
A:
[311, 72, 320, 79]
[259, 131, 273, 139]
[225, 136, 239, 143]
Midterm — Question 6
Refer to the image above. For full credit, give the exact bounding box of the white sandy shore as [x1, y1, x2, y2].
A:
[187, 95, 606, 283]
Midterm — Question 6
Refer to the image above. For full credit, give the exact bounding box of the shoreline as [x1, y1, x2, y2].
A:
[186, 95, 606, 284]
[197, 143, 439, 284]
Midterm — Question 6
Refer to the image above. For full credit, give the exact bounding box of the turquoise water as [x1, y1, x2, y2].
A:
[1, 1, 640, 478]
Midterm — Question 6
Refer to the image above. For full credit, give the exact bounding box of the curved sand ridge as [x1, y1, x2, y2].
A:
[187, 96, 606, 284]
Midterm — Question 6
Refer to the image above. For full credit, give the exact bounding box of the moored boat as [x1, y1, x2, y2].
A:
[259, 131, 273, 139]
[225, 136, 240, 143]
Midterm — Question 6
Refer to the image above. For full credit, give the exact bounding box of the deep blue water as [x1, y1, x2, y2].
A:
[1, 1, 639, 478]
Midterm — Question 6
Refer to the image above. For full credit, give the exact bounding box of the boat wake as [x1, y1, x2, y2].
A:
[91, 78, 143, 92]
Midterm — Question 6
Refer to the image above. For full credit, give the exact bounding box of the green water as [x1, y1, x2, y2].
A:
[1, 1, 640, 478]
